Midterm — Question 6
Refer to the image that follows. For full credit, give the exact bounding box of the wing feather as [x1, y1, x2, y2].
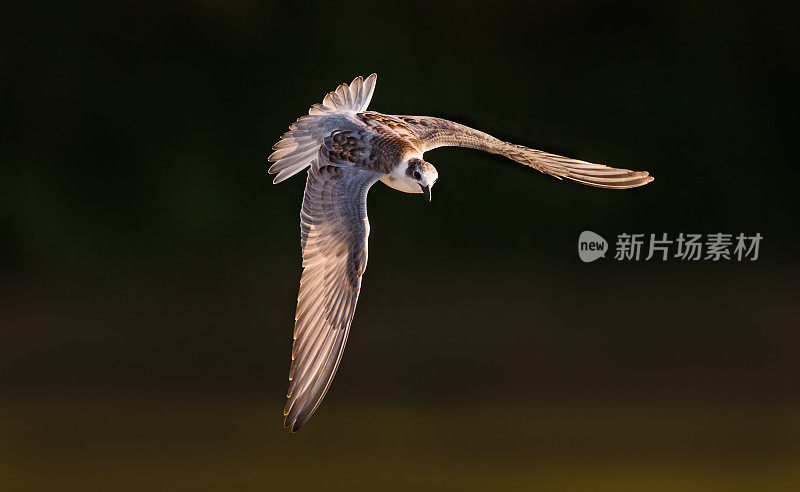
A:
[283, 159, 382, 432]
[397, 116, 654, 189]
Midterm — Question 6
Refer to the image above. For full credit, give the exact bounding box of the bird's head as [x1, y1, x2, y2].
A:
[405, 158, 438, 202]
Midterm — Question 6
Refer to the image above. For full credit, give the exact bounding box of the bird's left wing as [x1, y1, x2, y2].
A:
[284, 157, 382, 432]
[395, 116, 653, 189]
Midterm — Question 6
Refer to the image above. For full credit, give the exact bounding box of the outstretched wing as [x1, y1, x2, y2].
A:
[284, 158, 382, 432]
[396, 116, 653, 189]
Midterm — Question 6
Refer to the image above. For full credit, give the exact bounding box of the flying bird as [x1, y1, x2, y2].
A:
[269, 74, 653, 431]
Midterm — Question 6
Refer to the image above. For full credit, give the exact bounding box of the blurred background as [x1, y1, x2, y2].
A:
[2, 1, 799, 490]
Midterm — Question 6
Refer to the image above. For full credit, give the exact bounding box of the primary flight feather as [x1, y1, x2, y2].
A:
[269, 74, 653, 431]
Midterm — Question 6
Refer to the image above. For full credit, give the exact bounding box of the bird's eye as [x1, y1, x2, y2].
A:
[413, 171, 421, 180]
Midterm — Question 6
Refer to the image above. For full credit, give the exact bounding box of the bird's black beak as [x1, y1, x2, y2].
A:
[420, 184, 431, 203]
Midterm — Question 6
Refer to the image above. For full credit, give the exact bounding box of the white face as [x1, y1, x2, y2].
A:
[380, 158, 438, 195]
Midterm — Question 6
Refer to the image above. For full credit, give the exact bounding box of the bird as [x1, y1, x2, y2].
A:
[269, 74, 653, 431]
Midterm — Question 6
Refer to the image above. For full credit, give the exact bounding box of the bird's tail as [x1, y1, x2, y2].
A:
[268, 74, 377, 184]
[268, 116, 323, 184]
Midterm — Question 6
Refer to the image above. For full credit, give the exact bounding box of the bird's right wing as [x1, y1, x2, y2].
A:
[396, 116, 653, 189]
[284, 157, 382, 432]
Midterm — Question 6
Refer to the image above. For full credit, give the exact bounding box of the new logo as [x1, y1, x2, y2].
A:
[578, 231, 608, 263]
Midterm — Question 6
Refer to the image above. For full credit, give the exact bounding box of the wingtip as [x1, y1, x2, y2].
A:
[626, 173, 654, 188]
[625, 171, 654, 188]
[283, 414, 304, 433]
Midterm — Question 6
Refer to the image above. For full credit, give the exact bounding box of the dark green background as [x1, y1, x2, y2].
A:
[2, 2, 798, 490]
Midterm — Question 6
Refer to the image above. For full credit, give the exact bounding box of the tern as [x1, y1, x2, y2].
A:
[269, 74, 653, 431]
